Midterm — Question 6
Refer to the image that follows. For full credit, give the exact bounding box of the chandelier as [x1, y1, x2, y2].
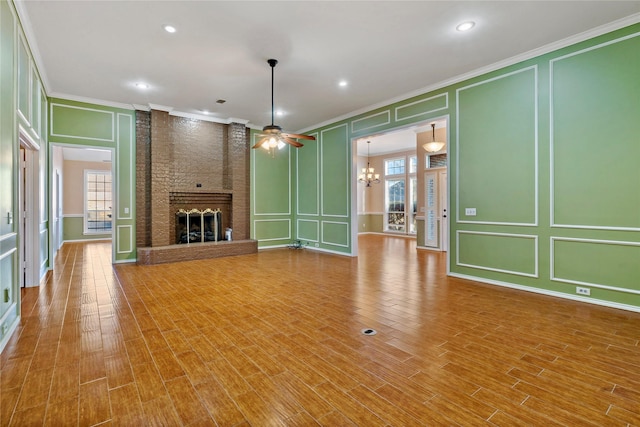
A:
[358, 141, 380, 187]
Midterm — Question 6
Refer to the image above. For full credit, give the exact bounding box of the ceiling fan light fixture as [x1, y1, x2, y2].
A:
[252, 59, 316, 155]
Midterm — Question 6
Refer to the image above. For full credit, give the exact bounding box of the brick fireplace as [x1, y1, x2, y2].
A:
[135, 109, 257, 265]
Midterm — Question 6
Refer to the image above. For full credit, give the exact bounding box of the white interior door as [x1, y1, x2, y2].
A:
[439, 171, 448, 252]
[18, 148, 26, 288]
[55, 170, 62, 250]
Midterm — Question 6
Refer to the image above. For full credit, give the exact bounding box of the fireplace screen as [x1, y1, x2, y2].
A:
[176, 208, 223, 244]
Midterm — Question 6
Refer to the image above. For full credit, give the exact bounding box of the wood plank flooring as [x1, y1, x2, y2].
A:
[2, 235, 640, 426]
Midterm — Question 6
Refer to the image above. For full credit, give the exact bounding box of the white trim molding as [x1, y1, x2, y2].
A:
[550, 236, 640, 296]
[456, 231, 539, 278]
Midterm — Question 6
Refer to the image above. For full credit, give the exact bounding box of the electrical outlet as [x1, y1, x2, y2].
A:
[465, 208, 477, 216]
[576, 286, 590, 296]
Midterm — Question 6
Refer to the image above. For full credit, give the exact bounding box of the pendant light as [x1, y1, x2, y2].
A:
[423, 123, 445, 152]
[358, 141, 380, 187]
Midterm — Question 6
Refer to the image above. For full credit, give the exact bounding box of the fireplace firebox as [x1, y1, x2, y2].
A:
[176, 208, 223, 244]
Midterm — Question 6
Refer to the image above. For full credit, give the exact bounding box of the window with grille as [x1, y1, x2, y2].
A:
[384, 157, 417, 234]
[84, 170, 112, 234]
[385, 158, 405, 175]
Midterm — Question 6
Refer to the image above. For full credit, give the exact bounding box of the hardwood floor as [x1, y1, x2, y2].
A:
[2, 234, 640, 426]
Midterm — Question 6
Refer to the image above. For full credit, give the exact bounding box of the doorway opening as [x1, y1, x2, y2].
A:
[18, 128, 41, 287]
[352, 117, 449, 255]
[50, 144, 114, 264]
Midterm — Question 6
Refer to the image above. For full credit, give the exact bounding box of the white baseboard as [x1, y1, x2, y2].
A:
[449, 272, 640, 314]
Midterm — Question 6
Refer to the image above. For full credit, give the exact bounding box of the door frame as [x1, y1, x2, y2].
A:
[350, 120, 437, 255]
[49, 143, 116, 265]
[18, 126, 41, 287]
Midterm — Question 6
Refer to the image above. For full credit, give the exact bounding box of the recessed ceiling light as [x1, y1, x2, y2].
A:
[163, 25, 177, 33]
[135, 82, 150, 89]
[456, 21, 475, 32]
[339, 80, 348, 88]
[276, 110, 284, 116]
[202, 110, 210, 115]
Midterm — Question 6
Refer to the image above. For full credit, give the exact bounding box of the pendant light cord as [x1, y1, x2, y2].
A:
[271, 63, 275, 126]
[267, 59, 279, 127]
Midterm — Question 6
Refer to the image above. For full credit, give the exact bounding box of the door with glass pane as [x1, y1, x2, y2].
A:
[409, 176, 417, 234]
[424, 171, 438, 247]
[84, 170, 112, 234]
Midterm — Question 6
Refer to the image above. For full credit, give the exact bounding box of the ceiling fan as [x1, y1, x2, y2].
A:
[252, 59, 316, 152]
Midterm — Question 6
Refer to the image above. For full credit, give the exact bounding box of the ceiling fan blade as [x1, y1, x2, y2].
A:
[252, 136, 269, 149]
[283, 137, 304, 148]
[282, 132, 315, 141]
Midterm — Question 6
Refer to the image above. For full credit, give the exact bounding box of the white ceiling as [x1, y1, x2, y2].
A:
[17, 1, 640, 155]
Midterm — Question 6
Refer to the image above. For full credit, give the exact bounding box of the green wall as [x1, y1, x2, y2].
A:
[48, 99, 136, 262]
[357, 214, 384, 234]
[0, 0, 18, 351]
[62, 216, 111, 242]
[251, 23, 640, 311]
[0, 0, 49, 351]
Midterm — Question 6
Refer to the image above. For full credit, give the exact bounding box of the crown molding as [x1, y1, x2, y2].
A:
[48, 92, 135, 110]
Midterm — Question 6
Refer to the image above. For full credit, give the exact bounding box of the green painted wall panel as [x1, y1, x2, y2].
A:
[17, 36, 29, 124]
[297, 219, 318, 242]
[351, 110, 391, 133]
[116, 225, 132, 254]
[51, 103, 115, 142]
[322, 221, 349, 247]
[357, 213, 383, 233]
[395, 93, 448, 122]
[255, 219, 290, 242]
[296, 138, 319, 215]
[553, 239, 640, 293]
[0, 0, 15, 239]
[31, 68, 40, 135]
[458, 232, 537, 277]
[63, 216, 110, 241]
[117, 113, 133, 218]
[321, 125, 349, 217]
[253, 144, 290, 215]
[457, 67, 537, 225]
[552, 34, 640, 229]
[0, 250, 15, 317]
